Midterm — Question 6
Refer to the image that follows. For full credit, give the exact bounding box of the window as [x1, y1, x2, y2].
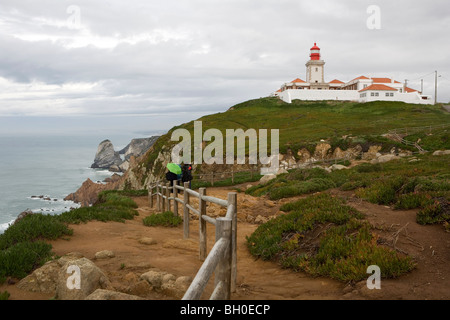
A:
[375, 92, 379, 97]
[386, 93, 390, 97]
[371, 92, 375, 97]
[315, 68, 318, 72]
[364, 84, 368, 88]
[390, 93, 394, 97]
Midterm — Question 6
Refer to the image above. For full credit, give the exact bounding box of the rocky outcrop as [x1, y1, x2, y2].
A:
[64, 178, 121, 206]
[91, 137, 159, 173]
[119, 137, 160, 161]
[91, 140, 122, 169]
[55, 257, 113, 300]
[13, 209, 34, 225]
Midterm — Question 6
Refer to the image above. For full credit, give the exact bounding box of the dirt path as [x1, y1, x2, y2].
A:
[2, 185, 449, 300]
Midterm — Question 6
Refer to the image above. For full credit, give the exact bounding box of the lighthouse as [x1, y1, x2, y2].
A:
[306, 43, 326, 88]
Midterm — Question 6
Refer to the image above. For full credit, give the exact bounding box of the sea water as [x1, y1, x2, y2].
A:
[0, 133, 154, 234]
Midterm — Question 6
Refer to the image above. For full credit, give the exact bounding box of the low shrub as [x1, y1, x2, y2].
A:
[394, 193, 434, 210]
[0, 214, 72, 250]
[143, 211, 183, 227]
[0, 241, 53, 282]
[268, 178, 336, 200]
[416, 199, 450, 226]
[247, 193, 414, 282]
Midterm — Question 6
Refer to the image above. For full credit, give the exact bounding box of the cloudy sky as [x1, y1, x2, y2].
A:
[0, 0, 449, 136]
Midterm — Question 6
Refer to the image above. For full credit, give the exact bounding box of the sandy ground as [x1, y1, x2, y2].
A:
[2, 185, 449, 300]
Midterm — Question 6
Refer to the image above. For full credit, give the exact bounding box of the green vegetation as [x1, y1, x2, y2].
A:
[191, 170, 263, 189]
[246, 153, 448, 281]
[247, 193, 415, 282]
[0, 190, 139, 283]
[0, 291, 10, 300]
[143, 211, 183, 227]
[135, 98, 449, 189]
[246, 153, 450, 228]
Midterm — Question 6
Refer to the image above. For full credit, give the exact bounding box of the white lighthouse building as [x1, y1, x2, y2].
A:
[274, 43, 434, 105]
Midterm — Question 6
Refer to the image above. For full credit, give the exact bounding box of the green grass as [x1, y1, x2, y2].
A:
[247, 193, 415, 282]
[0, 241, 53, 283]
[134, 98, 449, 190]
[247, 153, 450, 229]
[0, 190, 139, 283]
[191, 170, 263, 189]
[0, 291, 10, 300]
[143, 211, 183, 227]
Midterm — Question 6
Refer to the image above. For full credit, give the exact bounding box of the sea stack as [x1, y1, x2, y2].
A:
[91, 140, 122, 169]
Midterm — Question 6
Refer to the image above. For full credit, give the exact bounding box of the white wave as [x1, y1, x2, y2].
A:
[0, 219, 15, 234]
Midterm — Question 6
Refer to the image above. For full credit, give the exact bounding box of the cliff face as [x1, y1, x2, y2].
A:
[91, 140, 122, 169]
[91, 137, 160, 173]
[119, 137, 160, 161]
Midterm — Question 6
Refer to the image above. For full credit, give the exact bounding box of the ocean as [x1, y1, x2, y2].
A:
[0, 132, 158, 234]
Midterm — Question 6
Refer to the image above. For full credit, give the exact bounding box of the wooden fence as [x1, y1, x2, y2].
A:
[148, 181, 237, 300]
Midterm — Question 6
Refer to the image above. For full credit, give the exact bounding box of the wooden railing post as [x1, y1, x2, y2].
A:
[148, 185, 153, 208]
[173, 180, 178, 216]
[199, 187, 207, 261]
[227, 192, 237, 293]
[156, 183, 161, 212]
[183, 182, 190, 239]
[161, 184, 166, 212]
[214, 217, 232, 300]
[165, 182, 170, 212]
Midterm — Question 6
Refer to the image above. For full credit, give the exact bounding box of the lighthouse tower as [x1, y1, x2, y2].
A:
[306, 43, 327, 89]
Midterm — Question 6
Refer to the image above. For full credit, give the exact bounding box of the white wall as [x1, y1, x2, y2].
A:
[279, 89, 359, 103]
[279, 89, 434, 105]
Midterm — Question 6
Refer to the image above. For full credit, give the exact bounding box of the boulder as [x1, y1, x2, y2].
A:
[329, 164, 349, 171]
[55, 257, 113, 300]
[362, 145, 382, 160]
[17, 252, 84, 295]
[297, 148, 311, 163]
[314, 143, 332, 160]
[432, 150, 450, 156]
[85, 289, 145, 300]
[91, 140, 122, 169]
[259, 174, 276, 184]
[94, 250, 115, 259]
[140, 270, 167, 288]
[371, 154, 400, 164]
[16, 260, 61, 294]
[139, 237, 157, 245]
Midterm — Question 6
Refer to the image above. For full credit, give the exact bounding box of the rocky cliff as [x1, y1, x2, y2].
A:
[91, 137, 159, 173]
[91, 140, 122, 170]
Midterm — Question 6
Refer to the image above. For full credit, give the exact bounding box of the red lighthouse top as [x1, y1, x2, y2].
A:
[310, 42, 321, 60]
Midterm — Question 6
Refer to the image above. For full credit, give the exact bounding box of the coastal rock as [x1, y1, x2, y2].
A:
[85, 289, 145, 300]
[91, 140, 122, 169]
[119, 137, 160, 161]
[64, 178, 121, 206]
[16, 252, 84, 295]
[13, 209, 34, 225]
[55, 257, 113, 300]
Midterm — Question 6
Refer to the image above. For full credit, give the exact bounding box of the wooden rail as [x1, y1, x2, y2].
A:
[148, 181, 237, 300]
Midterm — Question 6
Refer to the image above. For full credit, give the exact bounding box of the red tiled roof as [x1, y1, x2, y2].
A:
[405, 87, 418, 93]
[359, 84, 398, 92]
[329, 79, 344, 84]
[291, 78, 306, 83]
[371, 77, 401, 84]
[350, 75, 370, 82]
